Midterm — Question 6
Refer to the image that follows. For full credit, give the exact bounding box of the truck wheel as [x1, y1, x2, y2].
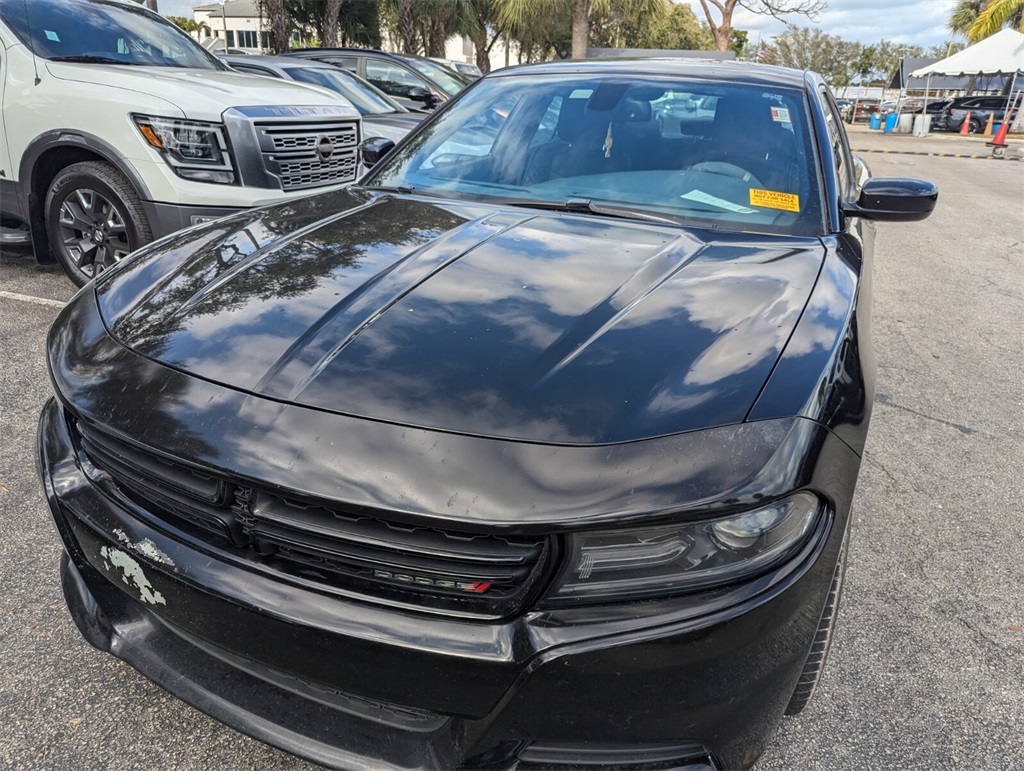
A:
[44, 161, 152, 287]
[785, 534, 848, 715]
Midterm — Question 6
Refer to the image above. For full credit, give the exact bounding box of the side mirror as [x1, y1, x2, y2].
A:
[407, 86, 437, 107]
[359, 136, 396, 169]
[843, 177, 937, 222]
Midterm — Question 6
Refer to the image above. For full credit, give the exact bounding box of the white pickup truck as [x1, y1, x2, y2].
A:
[0, 0, 361, 285]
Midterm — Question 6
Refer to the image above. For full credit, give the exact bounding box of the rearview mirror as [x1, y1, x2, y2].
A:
[843, 177, 937, 222]
[359, 137, 396, 169]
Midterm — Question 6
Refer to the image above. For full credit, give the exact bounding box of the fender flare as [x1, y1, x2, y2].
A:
[18, 130, 154, 263]
[19, 129, 155, 202]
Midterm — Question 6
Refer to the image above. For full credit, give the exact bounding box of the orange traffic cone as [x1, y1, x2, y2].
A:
[991, 110, 1013, 146]
[983, 114, 995, 135]
[960, 110, 972, 135]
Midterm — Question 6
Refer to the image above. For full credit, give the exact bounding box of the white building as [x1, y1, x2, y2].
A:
[192, 1, 272, 53]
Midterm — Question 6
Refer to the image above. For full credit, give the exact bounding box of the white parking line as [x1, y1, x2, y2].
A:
[0, 290, 67, 309]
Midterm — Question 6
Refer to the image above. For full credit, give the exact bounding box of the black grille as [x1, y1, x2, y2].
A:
[254, 120, 360, 191]
[277, 155, 358, 190]
[75, 421, 550, 618]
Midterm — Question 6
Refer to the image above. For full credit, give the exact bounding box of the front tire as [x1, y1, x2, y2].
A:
[44, 161, 151, 287]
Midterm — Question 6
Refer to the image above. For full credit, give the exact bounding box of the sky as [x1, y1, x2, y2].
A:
[156, 0, 964, 49]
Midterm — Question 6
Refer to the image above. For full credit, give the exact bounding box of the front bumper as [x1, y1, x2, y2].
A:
[141, 201, 245, 240]
[39, 395, 849, 770]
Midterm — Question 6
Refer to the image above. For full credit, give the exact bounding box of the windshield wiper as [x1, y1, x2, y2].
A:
[48, 55, 139, 65]
[363, 184, 415, 194]
[500, 197, 681, 226]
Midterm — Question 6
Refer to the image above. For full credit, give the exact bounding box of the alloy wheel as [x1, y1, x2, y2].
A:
[56, 188, 133, 280]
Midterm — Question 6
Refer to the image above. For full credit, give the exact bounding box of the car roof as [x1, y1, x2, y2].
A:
[222, 54, 339, 70]
[487, 58, 811, 89]
[290, 48, 400, 60]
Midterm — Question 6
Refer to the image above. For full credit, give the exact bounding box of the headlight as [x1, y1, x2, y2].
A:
[546, 492, 822, 604]
[132, 114, 236, 184]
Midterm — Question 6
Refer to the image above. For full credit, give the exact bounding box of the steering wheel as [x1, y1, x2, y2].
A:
[428, 153, 471, 168]
[688, 161, 764, 189]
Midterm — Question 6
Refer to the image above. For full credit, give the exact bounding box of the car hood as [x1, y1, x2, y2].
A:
[97, 190, 825, 444]
[46, 64, 349, 122]
[361, 113, 421, 143]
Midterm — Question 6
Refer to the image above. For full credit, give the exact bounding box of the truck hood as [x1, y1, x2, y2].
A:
[96, 189, 825, 445]
[46, 64, 353, 122]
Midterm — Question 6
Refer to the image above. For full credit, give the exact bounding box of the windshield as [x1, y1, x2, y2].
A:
[399, 56, 467, 96]
[0, 0, 225, 69]
[285, 67, 405, 115]
[367, 74, 824, 237]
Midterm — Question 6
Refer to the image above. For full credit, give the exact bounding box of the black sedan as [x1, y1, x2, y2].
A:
[39, 59, 936, 770]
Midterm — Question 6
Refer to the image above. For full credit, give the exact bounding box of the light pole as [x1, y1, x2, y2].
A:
[220, 1, 227, 52]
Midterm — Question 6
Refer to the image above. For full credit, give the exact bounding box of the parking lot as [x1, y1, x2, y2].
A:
[1, 132, 1022, 768]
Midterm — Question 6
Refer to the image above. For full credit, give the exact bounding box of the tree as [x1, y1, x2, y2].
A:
[264, 0, 291, 53]
[856, 40, 924, 84]
[379, 0, 463, 57]
[968, 0, 1024, 40]
[167, 16, 210, 36]
[284, 0, 381, 47]
[634, 3, 713, 50]
[772, 26, 862, 87]
[455, 1, 506, 74]
[694, 0, 825, 52]
[948, 0, 1023, 41]
[927, 40, 967, 58]
[948, 0, 987, 37]
[497, 0, 668, 60]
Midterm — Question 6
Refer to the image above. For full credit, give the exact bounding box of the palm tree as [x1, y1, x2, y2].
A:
[947, 0, 987, 38]
[968, 0, 1024, 40]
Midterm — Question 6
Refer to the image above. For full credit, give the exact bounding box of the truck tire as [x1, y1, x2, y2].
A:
[785, 533, 848, 715]
[44, 161, 152, 287]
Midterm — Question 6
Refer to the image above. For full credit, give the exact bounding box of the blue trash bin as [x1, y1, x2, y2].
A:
[884, 113, 898, 133]
[869, 113, 882, 130]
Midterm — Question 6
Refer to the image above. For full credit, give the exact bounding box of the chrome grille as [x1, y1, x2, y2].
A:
[254, 120, 360, 191]
[75, 420, 551, 618]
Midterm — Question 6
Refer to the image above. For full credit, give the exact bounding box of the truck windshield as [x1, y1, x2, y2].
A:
[1, 0, 225, 69]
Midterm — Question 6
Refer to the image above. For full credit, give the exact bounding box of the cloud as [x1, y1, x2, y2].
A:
[685, 0, 960, 47]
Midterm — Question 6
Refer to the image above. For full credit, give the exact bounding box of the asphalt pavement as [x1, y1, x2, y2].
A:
[1, 137, 1022, 769]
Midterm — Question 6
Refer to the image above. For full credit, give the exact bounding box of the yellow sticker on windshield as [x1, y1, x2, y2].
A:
[750, 188, 800, 212]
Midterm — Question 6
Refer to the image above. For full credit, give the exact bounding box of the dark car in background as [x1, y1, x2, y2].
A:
[40, 59, 936, 770]
[846, 98, 880, 123]
[222, 55, 424, 144]
[900, 97, 951, 115]
[934, 95, 1010, 133]
[432, 56, 484, 79]
[285, 48, 468, 110]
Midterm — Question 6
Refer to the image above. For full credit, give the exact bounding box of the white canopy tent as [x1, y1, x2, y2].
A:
[909, 30, 1024, 134]
[910, 29, 1024, 79]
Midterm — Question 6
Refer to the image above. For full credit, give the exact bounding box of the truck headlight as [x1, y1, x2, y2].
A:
[547, 492, 822, 604]
[133, 115, 236, 184]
